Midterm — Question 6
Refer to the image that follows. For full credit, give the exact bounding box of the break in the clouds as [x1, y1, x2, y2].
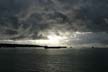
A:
[0, 0, 108, 46]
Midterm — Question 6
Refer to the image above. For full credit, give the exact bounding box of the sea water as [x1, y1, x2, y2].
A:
[0, 47, 108, 72]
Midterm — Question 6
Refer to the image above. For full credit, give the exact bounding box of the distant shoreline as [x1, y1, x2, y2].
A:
[0, 43, 44, 47]
[0, 43, 107, 49]
[0, 43, 67, 49]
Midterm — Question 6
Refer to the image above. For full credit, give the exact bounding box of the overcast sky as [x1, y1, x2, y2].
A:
[0, 0, 108, 47]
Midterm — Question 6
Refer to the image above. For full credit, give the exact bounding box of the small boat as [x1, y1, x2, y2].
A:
[44, 46, 67, 49]
[92, 46, 95, 48]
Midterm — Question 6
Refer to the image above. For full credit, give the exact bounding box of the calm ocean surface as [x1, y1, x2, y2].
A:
[0, 47, 108, 72]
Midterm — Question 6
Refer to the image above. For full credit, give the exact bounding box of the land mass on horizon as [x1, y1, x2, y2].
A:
[0, 43, 67, 49]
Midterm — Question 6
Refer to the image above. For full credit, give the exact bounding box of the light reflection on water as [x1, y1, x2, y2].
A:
[0, 48, 108, 72]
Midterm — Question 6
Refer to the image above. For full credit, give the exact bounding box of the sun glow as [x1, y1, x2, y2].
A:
[35, 34, 67, 46]
[3, 32, 98, 47]
[47, 35, 63, 41]
[46, 35, 63, 45]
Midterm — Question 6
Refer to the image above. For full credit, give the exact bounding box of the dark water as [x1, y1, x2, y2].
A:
[0, 47, 108, 72]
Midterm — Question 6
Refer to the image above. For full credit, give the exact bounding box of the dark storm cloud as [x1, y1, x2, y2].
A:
[65, 32, 108, 47]
[0, 0, 108, 40]
[69, 32, 108, 44]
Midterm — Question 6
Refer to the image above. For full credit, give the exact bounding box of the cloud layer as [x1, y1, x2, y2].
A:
[0, 0, 108, 46]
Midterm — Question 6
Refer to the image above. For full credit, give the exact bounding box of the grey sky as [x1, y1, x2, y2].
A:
[0, 0, 108, 46]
